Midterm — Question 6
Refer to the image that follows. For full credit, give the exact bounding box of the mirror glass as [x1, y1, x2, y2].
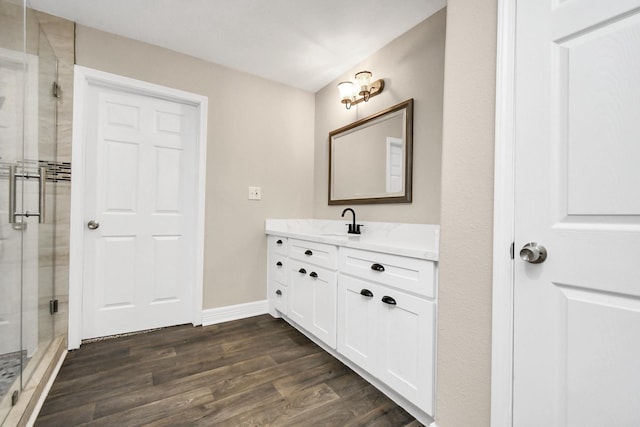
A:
[329, 99, 413, 204]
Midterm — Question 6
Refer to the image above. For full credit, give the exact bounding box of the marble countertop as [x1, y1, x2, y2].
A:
[265, 219, 439, 261]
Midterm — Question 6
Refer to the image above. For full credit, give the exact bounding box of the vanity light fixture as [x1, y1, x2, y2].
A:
[338, 70, 384, 110]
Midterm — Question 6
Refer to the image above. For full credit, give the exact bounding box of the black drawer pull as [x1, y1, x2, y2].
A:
[276, 239, 283, 245]
[360, 289, 373, 298]
[276, 261, 282, 267]
[275, 289, 282, 296]
[298, 268, 307, 274]
[309, 272, 318, 278]
[371, 263, 385, 272]
[381, 296, 397, 305]
[304, 249, 313, 256]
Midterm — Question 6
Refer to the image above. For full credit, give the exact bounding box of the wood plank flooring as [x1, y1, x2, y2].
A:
[35, 315, 422, 426]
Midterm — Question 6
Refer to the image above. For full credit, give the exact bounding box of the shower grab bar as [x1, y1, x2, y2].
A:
[9, 165, 46, 224]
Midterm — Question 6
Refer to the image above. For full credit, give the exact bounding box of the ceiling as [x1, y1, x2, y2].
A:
[28, 0, 446, 92]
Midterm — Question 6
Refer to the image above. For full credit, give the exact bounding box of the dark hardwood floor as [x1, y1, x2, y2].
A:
[35, 315, 422, 426]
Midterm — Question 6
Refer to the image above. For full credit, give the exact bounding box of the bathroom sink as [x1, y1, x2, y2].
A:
[319, 232, 362, 242]
[319, 232, 349, 237]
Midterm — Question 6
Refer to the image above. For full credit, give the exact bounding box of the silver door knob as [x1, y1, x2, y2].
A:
[519, 242, 547, 264]
[87, 220, 100, 230]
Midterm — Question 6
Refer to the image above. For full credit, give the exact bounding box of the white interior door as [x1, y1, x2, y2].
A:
[81, 84, 198, 340]
[513, 1, 640, 426]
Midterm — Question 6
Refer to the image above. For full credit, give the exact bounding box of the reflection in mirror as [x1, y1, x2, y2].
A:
[329, 99, 413, 205]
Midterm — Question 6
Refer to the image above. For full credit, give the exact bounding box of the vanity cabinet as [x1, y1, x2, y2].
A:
[266, 220, 439, 424]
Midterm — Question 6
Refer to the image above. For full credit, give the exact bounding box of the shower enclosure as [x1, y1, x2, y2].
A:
[1, 1, 64, 424]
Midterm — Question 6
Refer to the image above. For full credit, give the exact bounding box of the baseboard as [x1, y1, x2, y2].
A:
[201, 300, 269, 326]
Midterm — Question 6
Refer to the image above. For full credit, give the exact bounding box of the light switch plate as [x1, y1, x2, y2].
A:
[248, 186, 261, 200]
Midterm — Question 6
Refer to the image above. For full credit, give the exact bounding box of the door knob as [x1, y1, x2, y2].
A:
[519, 242, 547, 264]
[87, 220, 100, 230]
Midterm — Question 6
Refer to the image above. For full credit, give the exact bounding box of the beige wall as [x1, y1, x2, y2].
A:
[313, 9, 446, 223]
[75, 26, 316, 309]
[436, 0, 497, 426]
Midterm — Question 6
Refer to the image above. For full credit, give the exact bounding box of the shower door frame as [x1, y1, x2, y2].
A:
[68, 66, 208, 350]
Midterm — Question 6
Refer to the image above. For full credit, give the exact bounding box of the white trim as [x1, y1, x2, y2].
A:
[491, 0, 517, 426]
[201, 300, 269, 326]
[25, 350, 67, 427]
[68, 66, 208, 349]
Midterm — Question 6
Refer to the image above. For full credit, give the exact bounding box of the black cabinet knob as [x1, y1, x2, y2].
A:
[275, 289, 282, 296]
[371, 263, 385, 272]
[309, 272, 318, 278]
[304, 249, 313, 256]
[381, 296, 397, 305]
[298, 268, 307, 274]
[360, 289, 374, 298]
[276, 261, 282, 267]
[276, 239, 283, 245]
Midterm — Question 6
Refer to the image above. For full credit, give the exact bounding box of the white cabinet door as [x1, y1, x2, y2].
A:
[337, 273, 436, 414]
[337, 275, 378, 373]
[309, 266, 337, 348]
[288, 259, 337, 348]
[378, 288, 435, 414]
[288, 260, 313, 327]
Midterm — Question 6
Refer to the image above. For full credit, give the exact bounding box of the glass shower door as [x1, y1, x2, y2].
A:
[0, 0, 28, 421]
[0, 3, 59, 423]
[19, 22, 58, 390]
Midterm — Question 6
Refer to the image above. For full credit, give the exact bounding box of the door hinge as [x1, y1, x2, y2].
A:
[52, 81, 61, 98]
[11, 390, 18, 406]
[50, 299, 59, 315]
[510, 241, 515, 260]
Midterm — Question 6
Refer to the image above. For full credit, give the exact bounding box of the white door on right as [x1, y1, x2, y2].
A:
[514, 1, 640, 426]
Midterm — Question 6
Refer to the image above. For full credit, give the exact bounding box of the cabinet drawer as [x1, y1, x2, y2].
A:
[272, 283, 287, 315]
[268, 235, 288, 256]
[289, 238, 337, 270]
[339, 247, 435, 299]
[269, 253, 287, 286]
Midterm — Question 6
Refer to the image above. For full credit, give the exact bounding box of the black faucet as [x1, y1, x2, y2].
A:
[341, 208, 363, 235]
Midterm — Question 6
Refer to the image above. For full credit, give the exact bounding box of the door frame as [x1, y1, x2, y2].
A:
[491, 0, 517, 426]
[68, 65, 208, 349]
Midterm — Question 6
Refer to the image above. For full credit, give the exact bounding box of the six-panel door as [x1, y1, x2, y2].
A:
[82, 86, 197, 339]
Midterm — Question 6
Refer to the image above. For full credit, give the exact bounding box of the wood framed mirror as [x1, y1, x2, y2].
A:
[329, 99, 413, 205]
